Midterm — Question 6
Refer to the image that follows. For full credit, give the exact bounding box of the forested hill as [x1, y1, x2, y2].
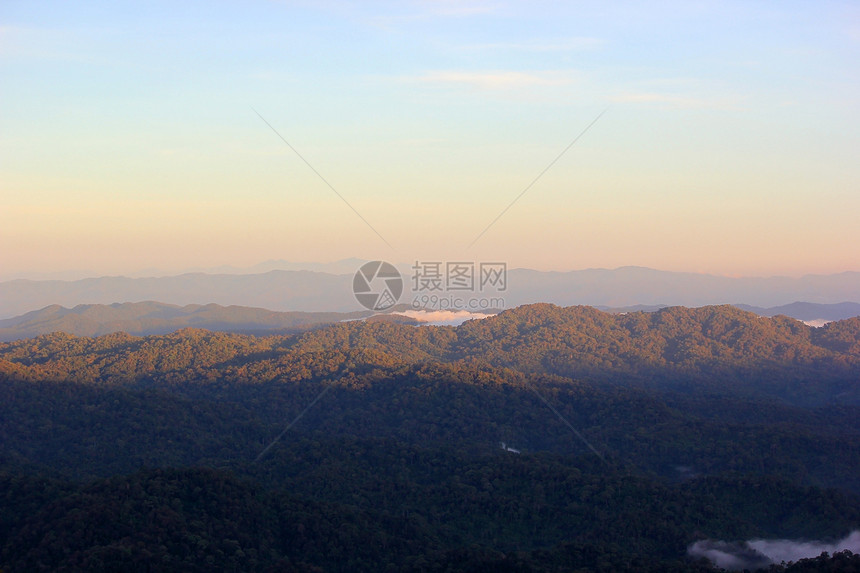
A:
[2, 304, 858, 404]
[3, 299, 859, 342]
[0, 300, 371, 341]
[2, 304, 860, 571]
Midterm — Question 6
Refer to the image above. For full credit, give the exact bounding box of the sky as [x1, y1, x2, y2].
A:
[2, 0, 859, 279]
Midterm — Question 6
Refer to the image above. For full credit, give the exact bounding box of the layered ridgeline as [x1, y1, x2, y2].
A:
[2, 266, 859, 318]
[2, 304, 860, 571]
[3, 304, 858, 404]
[1, 298, 859, 342]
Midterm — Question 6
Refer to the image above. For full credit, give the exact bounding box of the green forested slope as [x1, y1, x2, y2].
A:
[1, 305, 859, 571]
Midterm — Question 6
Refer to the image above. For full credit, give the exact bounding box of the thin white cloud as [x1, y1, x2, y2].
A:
[611, 91, 743, 110]
[462, 37, 604, 52]
[364, 0, 498, 29]
[418, 0, 498, 17]
[415, 70, 576, 90]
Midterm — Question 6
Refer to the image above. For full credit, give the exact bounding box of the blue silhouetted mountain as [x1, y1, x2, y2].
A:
[1, 266, 858, 320]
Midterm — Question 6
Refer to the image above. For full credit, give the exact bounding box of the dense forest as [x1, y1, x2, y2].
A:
[1, 304, 859, 571]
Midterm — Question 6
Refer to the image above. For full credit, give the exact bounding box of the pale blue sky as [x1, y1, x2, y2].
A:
[2, 0, 858, 277]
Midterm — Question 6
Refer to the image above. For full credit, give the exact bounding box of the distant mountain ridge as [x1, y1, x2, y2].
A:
[0, 270, 353, 318]
[1, 266, 858, 319]
[734, 301, 860, 321]
[506, 266, 860, 309]
[0, 301, 369, 341]
[0, 258, 370, 281]
[1, 300, 859, 342]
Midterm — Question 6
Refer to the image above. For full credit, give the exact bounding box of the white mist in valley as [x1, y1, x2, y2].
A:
[394, 310, 494, 326]
[689, 530, 860, 570]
